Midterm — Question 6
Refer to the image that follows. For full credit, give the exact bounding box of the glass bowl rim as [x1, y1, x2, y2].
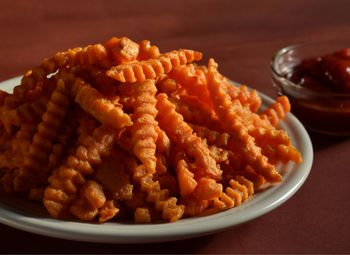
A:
[271, 41, 350, 98]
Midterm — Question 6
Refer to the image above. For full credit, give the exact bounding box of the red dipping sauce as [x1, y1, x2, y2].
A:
[288, 48, 350, 93]
[272, 44, 350, 135]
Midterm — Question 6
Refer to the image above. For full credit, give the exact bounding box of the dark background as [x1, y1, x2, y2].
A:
[1, 0, 350, 253]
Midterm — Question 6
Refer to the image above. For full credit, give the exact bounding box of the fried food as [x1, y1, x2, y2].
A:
[0, 36, 302, 223]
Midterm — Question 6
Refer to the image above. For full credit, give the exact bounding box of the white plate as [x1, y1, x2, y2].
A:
[0, 77, 313, 243]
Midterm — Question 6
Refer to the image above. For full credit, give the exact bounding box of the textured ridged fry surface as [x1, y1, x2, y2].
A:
[0, 36, 301, 223]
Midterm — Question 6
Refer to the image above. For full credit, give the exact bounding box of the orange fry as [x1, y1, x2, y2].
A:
[137, 40, 161, 61]
[190, 177, 222, 201]
[168, 64, 211, 105]
[71, 77, 132, 130]
[176, 159, 198, 198]
[156, 93, 222, 179]
[169, 94, 219, 130]
[43, 124, 116, 218]
[261, 96, 291, 127]
[14, 79, 70, 191]
[104, 37, 140, 65]
[206, 59, 282, 183]
[0, 36, 302, 224]
[127, 80, 158, 175]
[106, 49, 202, 83]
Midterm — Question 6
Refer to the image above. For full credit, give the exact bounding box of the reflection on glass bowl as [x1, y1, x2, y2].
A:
[271, 42, 350, 136]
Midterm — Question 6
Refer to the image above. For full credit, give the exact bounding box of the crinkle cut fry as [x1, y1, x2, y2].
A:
[190, 123, 230, 149]
[175, 155, 198, 199]
[6, 58, 57, 107]
[155, 125, 171, 157]
[214, 80, 271, 132]
[69, 180, 107, 221]
[13, 79, 70, 191]
[48, 107, 80, 169]
[222, 163, 265, 189]
[156, 77, 179, 95]
[169, 95, 220, 132]
[104, 36, 140, 64]
[137, 40, 161, 61]
[121, 81, 184, 222]
[156, 93, 222, 180]
[262, 144, 302, 164]
[248, 127, 291, 147]
[95, 150, 133, 202]
[206, 59, 282, 183]
[123, 155, 185, 222]
[0, 96, 49, 134]
[126, 79, 158, 175]
[70, 65, 119, 96]
[168, 64, 211, 105]
[54, 43, 111, 69]
[191, 123, 294, 157]
[76, 110, 99, 145]
[261, 96, 291, 127]
[106, 49, 202, 83]
[0, 123, 37, 183]
[70, 77, 132, 130]
[99, 200, 120, 223]
[7, 43, 110, 108]
[213, 176, 254, 210]
[224, 80, 262, 113]
[8, 96, 49, 125]
[43, 124, 116, 219]
[14, 123, 37, 147]
[141, 174, 185, 222]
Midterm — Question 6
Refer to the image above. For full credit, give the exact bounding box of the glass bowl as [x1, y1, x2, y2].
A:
[271, 42, 350, 136]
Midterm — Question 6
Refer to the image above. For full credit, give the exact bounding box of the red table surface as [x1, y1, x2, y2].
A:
[1, 0, 350, 254]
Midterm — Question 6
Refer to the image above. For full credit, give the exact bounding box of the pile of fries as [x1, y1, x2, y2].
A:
[0, 37, 302, 223]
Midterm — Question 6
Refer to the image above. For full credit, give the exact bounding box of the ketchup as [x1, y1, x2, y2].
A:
[283, 48, 350, 135]
[288, 48, 350, 93]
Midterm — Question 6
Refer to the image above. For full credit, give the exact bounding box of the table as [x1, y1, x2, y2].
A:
[1, 0, 350, 253]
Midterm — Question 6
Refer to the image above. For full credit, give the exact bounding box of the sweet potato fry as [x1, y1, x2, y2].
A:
[0, 36, 302, 224]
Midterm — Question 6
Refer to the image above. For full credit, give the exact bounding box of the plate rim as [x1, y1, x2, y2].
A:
[0, 76, 313, 243]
